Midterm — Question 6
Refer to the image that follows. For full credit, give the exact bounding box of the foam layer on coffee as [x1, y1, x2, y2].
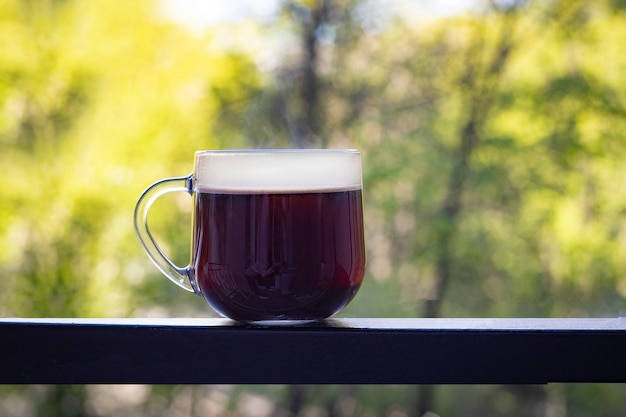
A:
[194, 149, 362, 193]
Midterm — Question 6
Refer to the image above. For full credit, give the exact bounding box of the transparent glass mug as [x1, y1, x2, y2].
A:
[134, 149, 366, 323]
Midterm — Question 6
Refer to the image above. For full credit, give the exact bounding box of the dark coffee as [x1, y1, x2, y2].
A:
[192, 189, 365, 322]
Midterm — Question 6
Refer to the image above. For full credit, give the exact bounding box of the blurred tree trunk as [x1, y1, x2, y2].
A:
[287, 0, 331, 148]
[423, 0, 519, 319]
[300, 0, 329, 147]
[415, 4, 521, 416]
[286, 385, 311, 416]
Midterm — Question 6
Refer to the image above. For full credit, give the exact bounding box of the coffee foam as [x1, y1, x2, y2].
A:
[194, 150, 362, 193]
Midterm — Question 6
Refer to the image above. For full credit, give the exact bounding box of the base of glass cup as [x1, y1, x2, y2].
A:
[241, 319, 322, 327]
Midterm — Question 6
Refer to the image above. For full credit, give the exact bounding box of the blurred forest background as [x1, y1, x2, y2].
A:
[1, 0, 626, 415]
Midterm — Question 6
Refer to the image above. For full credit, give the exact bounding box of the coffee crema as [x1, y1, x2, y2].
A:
[193, 149, 362, 193]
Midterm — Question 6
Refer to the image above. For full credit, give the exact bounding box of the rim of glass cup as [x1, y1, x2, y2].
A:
[195, 148, 359, 155]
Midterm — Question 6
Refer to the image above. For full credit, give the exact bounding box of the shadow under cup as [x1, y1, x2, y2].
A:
[135, 150, 366, 324]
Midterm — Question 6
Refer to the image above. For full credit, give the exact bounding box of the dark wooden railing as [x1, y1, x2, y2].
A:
[1, 317, 625, 384]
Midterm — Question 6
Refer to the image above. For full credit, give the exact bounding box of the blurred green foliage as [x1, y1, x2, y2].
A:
[0, 0, 259, 317]
[1, 0, 625, 416]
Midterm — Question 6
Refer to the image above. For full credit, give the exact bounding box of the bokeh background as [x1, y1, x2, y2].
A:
[1, 0, 626, 415]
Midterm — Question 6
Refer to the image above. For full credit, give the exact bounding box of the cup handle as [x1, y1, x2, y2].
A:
[133, 175, 197, 293]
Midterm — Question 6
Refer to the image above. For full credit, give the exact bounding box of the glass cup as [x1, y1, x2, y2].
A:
[134, 149, 366, 324]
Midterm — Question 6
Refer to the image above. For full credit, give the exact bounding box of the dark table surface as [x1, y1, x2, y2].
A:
[1, 317, 625, 384]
